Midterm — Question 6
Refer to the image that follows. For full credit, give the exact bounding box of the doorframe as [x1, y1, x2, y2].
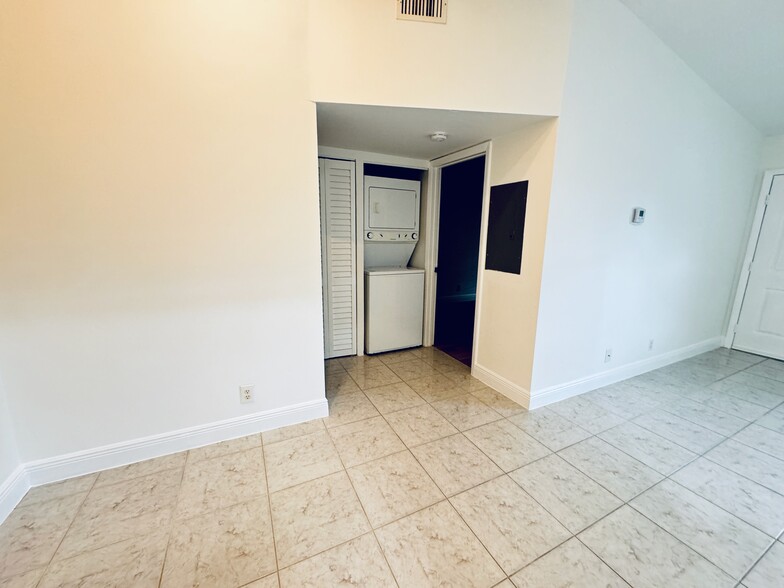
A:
[318, 146, 430, 356]
[424, 142, 492, 373]
[724, 169, 784, 348]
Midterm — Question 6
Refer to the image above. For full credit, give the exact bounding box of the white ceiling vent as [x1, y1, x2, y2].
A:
[397, 0, 448, 24]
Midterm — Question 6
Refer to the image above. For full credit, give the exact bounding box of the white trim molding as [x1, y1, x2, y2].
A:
[529, 337, 723, 409]
[0, 465, 29, 524]
[24, 399, 328, 488]
[472, 362, 531, 408]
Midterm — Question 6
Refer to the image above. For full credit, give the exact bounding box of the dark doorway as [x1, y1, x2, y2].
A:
[434, 155, 486, 366]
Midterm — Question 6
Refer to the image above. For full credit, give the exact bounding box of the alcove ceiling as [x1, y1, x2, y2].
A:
[316, 103, 549, 160]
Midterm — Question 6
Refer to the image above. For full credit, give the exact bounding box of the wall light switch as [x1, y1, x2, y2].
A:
[632, 207, 646, 224]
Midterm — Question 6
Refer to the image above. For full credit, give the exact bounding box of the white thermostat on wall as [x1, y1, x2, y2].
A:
[632, 207, 646, 224]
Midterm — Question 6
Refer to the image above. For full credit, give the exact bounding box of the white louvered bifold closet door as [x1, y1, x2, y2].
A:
[319, 158, 357, 359]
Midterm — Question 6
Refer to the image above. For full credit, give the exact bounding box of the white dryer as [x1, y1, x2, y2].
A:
[364, 176, 420, 269]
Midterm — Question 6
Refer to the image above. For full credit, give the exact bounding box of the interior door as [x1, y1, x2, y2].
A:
[319, 158, 357, 359]
[433, 156, 486, 365]
[733, 173, 784, 360]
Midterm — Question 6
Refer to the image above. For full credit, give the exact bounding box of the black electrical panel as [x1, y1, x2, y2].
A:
[485, 180, 528, 275]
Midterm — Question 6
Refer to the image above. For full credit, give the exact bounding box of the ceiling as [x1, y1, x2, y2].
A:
[619, 0, 784, 136]
[316, 103, 549, 160]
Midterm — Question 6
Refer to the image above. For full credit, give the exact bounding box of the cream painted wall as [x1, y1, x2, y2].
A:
[476, 121, 559, 398]
[530, 0, 762, 395]
[760, 134, 784, 170]
[0, 1, 325, 461]
[0, 0, 768, 474]
[0, 0, 576, 468]
[308, 0, 572, 115]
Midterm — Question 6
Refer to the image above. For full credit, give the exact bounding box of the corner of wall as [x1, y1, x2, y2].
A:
[0, 377, 27, 524]
[0, 465, 28, 525]
[474, 118, 560, 398]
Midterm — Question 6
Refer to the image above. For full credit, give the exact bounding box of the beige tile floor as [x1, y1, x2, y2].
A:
[2, 347, 784, 587]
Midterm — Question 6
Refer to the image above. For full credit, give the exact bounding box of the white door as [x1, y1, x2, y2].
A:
[734, 173, 784, 360]
[319, 158, 357, 359]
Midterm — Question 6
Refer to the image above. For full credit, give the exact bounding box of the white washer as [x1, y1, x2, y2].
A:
[364, 267, 424, 354]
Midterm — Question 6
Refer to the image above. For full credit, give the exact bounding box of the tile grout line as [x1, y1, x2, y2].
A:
[347, 363, 518, 584]
[390, 421, 511, 579]
[279, 349, 477, 576]
[569, 363, 784, 582]
[156, 454, 188, 588]
[324, 421, 402, 588]
[546, 384, 784, 581]
[22, 464, 188, 586]
[30, 472, 100, 588]
[259, 433, 282, 588]
[626, 503, 743, 582]
[263, 416, 412, 582]
[735, 527, 784, 588]
[443, 475, 528, 583]
[267, 480, 389, 580]
[509, 360, 782, 584]
[334, 352, 626, 585]
[372, 361, 596, 584]
[574, 534, 633, 587]
[32, 441, 267, 586]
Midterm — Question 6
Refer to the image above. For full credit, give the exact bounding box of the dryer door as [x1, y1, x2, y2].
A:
[365, 176, 420, 233]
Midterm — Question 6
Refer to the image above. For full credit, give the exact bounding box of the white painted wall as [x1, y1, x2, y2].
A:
[0, 0, 768, 477]
[308, 0, 572, 115]
[760, 134, 784, 170]
[0, 1, 325, 461]
[0, 378, 20, 484]
[0, 0, 574, 469]
[530, 0, 762, 396]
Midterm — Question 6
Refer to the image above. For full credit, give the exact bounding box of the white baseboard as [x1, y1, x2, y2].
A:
[0, 465, 29, 524]
[24, 398, 328, 488]
[472, 363, 531, 408]
[528, 337, 723, 409]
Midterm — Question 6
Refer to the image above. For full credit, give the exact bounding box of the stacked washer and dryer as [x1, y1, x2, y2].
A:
[363, 176, 425, 354]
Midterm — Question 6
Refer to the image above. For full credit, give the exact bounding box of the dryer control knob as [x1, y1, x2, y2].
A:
[411, 232, 418, 240]
[367, 232, 374, 239]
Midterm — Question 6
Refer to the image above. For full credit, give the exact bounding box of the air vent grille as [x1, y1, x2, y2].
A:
[398, 0, 448, 24]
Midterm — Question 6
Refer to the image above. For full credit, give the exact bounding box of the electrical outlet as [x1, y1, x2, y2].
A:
[239, 385, 254, 404]
[648, 339, 654, 351]
[604, 348, 613, 363]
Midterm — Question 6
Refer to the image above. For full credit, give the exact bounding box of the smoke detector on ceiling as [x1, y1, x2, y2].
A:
[430, 131, 448, 142]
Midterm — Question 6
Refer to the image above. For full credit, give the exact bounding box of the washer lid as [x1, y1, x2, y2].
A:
[364, 266, 425, 276]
